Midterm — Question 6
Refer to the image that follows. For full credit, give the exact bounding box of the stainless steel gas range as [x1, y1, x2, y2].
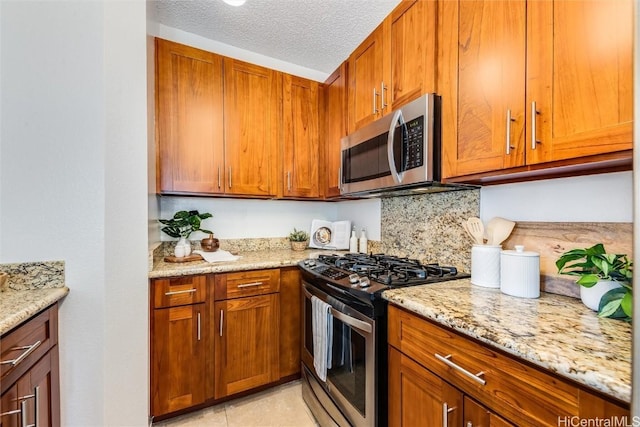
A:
[299, 253, 469, 427]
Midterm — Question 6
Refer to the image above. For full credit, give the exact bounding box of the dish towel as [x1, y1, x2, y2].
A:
[311, 295, 333, 382]
[193, 249, 242, 263]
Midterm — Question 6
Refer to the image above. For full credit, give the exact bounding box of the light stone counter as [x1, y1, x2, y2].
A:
[149, 249, 346, 279]
[383, 279, 631, 403]
[0, 260, 69, 335]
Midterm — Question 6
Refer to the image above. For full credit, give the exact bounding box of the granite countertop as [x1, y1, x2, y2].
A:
[383, 279, 631, 403]
[0, 287, 69, 335]
[150, 249, 341, 279]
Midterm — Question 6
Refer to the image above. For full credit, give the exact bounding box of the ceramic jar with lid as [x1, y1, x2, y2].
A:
[500, 245, 540, 298]
[471, 244, 502, 288]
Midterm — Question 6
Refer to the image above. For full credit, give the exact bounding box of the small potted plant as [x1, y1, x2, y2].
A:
[159, 210, 213, 257]
[289, 228, 310, 251]
[556, 243, 633, 320]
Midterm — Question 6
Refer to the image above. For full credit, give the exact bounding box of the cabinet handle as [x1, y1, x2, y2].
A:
[33, 386, 40, 427]
[1, 340, 42, 369]
[0, 409, 21, 417]
[380, 82, 388, 111]
[217, 166, 221, 189]
[228, 167, 232, 188]
[164, 288, 196, 296]
[373, 87, 379, 114]
[531, 101, 540, 150]
[219, 310, 224, 337]
[442, 402, 455, 427]
[197, 312, 201, 341]
[237, 281, 263, 288]
[505, 109, 515, 155]
[287, 171, 291, 191]
[434, 353, 486, 385]
[467, 422, 473, 427]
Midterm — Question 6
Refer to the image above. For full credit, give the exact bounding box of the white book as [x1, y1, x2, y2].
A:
[308, 219, 351, 250]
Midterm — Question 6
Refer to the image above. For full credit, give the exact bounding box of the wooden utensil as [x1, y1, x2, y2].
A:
[461, 222, 476, 242]
[487, 217, 516, 246]
[466, 217, 485, 244]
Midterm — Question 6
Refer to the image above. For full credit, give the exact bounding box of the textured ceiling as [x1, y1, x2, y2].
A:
[148, 0, 402, 75]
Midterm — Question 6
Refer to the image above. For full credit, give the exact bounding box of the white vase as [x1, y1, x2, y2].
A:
[174, 237, 191, 258]
[580, 280, 622, 311]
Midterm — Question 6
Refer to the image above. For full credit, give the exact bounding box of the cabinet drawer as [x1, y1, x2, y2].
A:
[152, 275, 207, 308]
[388, 305, 627, 427]
[1, 304, 57, 395]
[214, 269, 280, 301]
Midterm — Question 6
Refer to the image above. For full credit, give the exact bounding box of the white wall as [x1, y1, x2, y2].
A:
[480, 171, 633, 222]
[1, 1, 148, 426]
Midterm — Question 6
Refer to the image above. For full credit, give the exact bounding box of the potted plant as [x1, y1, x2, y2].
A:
[556, 243, 633, 320]
[159, 210, 213, 257]
[289, 228, 309, 251]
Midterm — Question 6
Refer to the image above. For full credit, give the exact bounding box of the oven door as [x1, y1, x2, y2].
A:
[301, 282, 376, 427]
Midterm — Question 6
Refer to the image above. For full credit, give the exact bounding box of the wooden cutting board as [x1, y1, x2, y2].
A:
[164, 254, 204, 263]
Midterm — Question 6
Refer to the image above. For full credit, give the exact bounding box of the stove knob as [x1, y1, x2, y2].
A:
[348, 273, 359, 284]
[307, 260, 316, 267]
[358, 277, 371, 288]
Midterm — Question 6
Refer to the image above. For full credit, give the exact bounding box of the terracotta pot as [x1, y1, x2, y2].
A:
[290, 240, 308, 251]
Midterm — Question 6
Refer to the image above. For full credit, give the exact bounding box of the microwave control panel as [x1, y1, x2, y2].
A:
[402, 116, 424, 171]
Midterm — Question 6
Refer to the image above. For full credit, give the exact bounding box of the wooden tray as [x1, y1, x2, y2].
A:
[164, 254, 204, 263]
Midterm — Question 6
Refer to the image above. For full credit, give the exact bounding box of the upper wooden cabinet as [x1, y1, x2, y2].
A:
[156, 39, 225, 194]
[281, 74, 320, 198]
[440, 0, 633, 182]
[321, 63, 347, 198]
[348, 0, 437, 133]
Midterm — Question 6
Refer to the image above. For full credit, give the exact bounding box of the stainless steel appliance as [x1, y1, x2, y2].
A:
[340, 94, 466, 197]
[299, 253, 469, 427]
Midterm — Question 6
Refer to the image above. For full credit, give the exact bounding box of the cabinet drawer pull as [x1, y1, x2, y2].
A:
[1, 340, 42, 368]
[164, 288, 196, 296]
[0, 409, 21, 417]
[219, 310, 224, 337]
[197, 312, 201, 341]
[442, 402, 455, 427]
[505, 109, 515, 155]
[237, 281, 263, 288]
[434, 353, 486, 385]
[531, 101, 540, 150]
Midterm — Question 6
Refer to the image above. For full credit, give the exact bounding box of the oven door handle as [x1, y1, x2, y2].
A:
[303, 288, 372, 334]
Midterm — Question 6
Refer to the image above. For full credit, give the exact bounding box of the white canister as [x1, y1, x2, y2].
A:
[500, 245, 540, 298]
[471, 245, 502, 288]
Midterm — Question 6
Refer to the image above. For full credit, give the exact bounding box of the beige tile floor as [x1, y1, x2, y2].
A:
[154, 381, 318, 427]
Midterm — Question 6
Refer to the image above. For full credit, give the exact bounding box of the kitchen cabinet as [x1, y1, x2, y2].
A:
[388, 304, 629, 426]
[223, 58, 279, 197]
[281, 74, 320, 198]
[1, 304, 60, 427]
[348, 0, 437, 133]
[150, 275, 211, 417]
[278, 267, 301, 379]
[321, 63, 347, 199]
[440, 0, 633, 183]
[156, 38, 225, 195]
[213, 269, 280, 398]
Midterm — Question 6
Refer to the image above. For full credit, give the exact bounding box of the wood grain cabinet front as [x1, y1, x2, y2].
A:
[321, 62, 347, 199]
[440, 0, 633, 183]
[0, 304, 60, 427]
[388, 304, 628, 426]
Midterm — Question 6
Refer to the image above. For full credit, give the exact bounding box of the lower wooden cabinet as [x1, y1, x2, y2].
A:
[388, 304, 628, 426]
[1, 304, 60, 427]
[150, 267, 301, 419]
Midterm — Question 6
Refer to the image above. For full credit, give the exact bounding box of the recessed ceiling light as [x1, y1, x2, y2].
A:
[223, 0, 246, 6]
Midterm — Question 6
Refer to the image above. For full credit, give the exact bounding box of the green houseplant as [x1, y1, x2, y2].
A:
[289, 228, 309, 251]
[556, 243, 633, 320]
[159, 210, 213, 257]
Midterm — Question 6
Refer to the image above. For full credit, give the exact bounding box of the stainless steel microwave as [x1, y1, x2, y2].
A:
[340, 93, 442, 197]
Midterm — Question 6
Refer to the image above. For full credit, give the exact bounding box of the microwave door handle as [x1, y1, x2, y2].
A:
[387, 109, 405, 183]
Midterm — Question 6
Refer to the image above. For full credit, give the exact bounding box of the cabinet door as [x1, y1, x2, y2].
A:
[279, 268, 301, 378]
[464, 396, 513, 427]
[526, 0, 633, 165]
[151, 303, 206, 416]
[388, 346, 462, 427]
[322, 63, 347, 198]
[156, 39, 225, 194]
[441, 0, 526, 178]
[224, 58, 279, 197]
[282, 74, 319, 198]
[1, 383, 19, 427]
[214, 294, 280, 398]
[348, 22, 389, 133]
[388, 0, 437, 110]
